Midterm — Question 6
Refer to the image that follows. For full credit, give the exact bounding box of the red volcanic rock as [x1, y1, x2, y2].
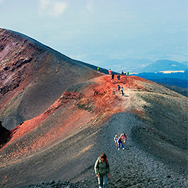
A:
[0, 74, 150, 162]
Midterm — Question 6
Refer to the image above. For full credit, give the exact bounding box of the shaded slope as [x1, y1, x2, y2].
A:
[0, 121, 11, 148]
[156, 82, 188, 97]
[0, 75, 187, 188]
[0, 28, 101, 130]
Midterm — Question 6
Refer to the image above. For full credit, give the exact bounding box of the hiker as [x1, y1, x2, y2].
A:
[120, 133, 127, 146]
[117, 74, 120, 81]
[111, 73, 114, 82]
[121, 71, 124, 75]
[121, 87, 124, 96]
[114, 135, 118, 148]
[94, 153, 110, 188]
[127, 71, 129, 75]
[97, 67, 100, 71]
[108, 69, 112, 74]
[118, 136, 125, 150]
[117, 85, 121, 91]
[124, 71, 127, 75]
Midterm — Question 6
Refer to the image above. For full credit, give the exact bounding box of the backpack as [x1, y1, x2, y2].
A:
[97, 158, 108, 168]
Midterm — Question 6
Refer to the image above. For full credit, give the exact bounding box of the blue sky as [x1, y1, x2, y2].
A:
[0, 0, 187, 70]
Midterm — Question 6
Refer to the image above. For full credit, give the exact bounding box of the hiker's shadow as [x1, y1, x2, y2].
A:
[122, 94, 129, 97]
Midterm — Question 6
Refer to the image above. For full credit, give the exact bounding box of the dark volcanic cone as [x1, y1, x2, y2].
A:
[0, 28, 101, 130]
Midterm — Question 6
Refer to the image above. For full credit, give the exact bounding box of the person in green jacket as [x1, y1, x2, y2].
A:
[94, 153, 110, 188]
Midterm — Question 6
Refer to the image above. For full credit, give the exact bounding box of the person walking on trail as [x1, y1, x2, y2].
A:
[108, 69, 112, 74]
[121, 87, 124, 96]
[117, 74, 120, 81]
[94, 153, 110, 188]
[114, 135, 118, 148]
[97, 67, 100, 71]
[118, 136, 125, 150]
[117, 85, 121, 91]
[111, 73, 114, 82]
[120, 133, 127, 146]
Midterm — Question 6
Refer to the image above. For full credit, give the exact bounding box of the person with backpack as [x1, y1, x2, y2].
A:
[118, 135, 125, 150]
[94, 153, 110, 188]
[120, 133, 127, 146]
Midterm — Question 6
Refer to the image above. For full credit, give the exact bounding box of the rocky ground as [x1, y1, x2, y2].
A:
[19, 113, 188, 188]
[1, 77, 187, 188]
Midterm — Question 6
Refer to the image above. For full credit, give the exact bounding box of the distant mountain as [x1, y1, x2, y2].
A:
[101, 58, 153, 73]
[181, 61, 188, 66]
[142, 60, 188, 72]
[135, 70, 188, 88]
[100, 59, 188, 74]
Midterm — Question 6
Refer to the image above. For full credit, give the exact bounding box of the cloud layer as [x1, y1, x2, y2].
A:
[39, 0, 67, 17]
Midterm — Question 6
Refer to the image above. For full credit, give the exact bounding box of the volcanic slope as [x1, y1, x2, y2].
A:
[0, 28, 102, 130]
[0, 74, 187, 188]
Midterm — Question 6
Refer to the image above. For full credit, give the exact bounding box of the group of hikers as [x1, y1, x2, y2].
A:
[94, 133, 127, 187]
[97, 67, 129, 76]
[114, 133, 127, 150]
[108, 69, 129, 76]
[94, 68, 128, 188]
[108, 69, 128, 96]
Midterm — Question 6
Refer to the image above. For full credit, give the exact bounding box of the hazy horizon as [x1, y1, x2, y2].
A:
[0, 0, 187, 71]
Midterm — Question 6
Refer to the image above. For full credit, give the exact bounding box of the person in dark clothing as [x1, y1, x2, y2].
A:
[118, 136, 125, 150]
[117, 74, 120, 81]
[118, 85, 121, 91]
[111, 74, 114, 82]
[121, 87, 124, 96]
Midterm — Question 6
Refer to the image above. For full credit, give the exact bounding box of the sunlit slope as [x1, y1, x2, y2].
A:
[1, 75, 187, 167]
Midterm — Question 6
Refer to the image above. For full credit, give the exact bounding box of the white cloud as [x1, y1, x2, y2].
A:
[52, 1, 67, 16]
[86, 0, 94, 13]
[40, 0, 50, 9]
[39, 0, 67, 17]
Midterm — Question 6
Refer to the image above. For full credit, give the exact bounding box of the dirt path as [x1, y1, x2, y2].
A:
[72, 112, 188, 188]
